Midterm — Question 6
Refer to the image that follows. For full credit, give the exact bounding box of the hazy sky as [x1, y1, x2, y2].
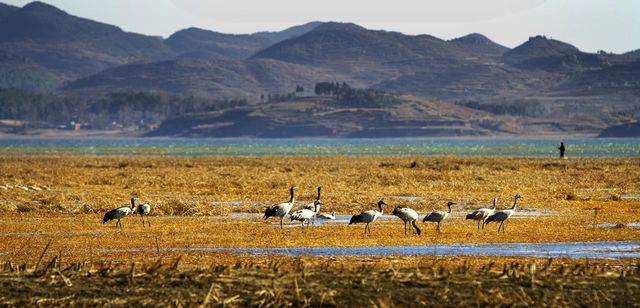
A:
[4, 0, 640, 53]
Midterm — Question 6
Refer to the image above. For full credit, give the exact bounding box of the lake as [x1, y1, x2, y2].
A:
[0, 137, 638, 156]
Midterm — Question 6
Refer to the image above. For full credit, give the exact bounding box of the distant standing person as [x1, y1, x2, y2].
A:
[558, 142, 566, 158]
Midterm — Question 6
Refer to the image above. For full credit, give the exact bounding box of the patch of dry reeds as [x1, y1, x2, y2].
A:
[0, 257, 637, 306]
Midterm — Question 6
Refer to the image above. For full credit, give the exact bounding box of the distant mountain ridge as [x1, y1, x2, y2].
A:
[166, 27, 272, 60]
[0, 1, 175, 91]
[252, 22, 469, 66]
[0, 2, 17, 20]
[0, 1, 639, 137]
[254, 21, 324, 43]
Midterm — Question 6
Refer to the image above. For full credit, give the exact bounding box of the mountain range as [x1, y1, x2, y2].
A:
[0, 1, 639, 137]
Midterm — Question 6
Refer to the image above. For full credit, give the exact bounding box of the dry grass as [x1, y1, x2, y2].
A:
[0, 256, 638, 306]
[0, 155, 638, 215]
[1, 155, 639, 305]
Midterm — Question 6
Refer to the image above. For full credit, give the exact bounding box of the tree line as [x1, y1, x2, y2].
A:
[314, 82, 400, 107]
[0, 88, 246, 131]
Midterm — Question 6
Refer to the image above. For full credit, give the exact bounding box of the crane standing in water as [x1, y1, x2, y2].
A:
[264, 186, 297, 228]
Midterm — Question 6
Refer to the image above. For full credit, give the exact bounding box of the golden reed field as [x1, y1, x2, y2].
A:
[0, 155, 639, 306]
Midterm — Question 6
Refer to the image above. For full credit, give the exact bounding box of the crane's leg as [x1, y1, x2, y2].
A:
[499, 221, 504, 232]
[363, 223, 368, 235]
[413, 221, 421, 235]
[141, 215, 145, 226]
[147, 216, 151, 227]
[477, 220, 481, 231]
[404, 221, 408, 236]
[280, 217, 284, 229]
[436, 222, 441, 234]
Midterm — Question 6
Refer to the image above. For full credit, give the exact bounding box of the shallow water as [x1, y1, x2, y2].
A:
[151, 241, 640, 259]
[622, 195, 640, 201]
[1, 137, 639, 157]
[592, 222, 640, 229]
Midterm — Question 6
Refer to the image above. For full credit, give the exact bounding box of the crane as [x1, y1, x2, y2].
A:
[136, 199, 152, 227]
[103, 197, 135, 228]
[423, 201, 456, 234]
[349, 200, 386, 235]
[264, 186, 297, 228]
[290, 200, 321, 228]
[465, 197, 497, 231]
[392, 206, 421, 235]
[484, 194, 522, 232]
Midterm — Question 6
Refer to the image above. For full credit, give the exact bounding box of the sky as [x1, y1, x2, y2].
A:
[4, 0, 640, 53]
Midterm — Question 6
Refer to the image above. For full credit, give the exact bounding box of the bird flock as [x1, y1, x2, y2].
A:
[261, 186, 524, 235]
[102, 186, 523, 235]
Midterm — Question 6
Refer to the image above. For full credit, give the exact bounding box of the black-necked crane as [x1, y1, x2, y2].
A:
[423, 201, 456, 234]
[136, 199, 152, 227]
[290, 200, 321, 228]
[392, 206, 421, 235]
[302, 186, 322, 225]
[103, 197, 135, 228]
[484, 194, 522, 232]
[465, 197, 497, 231]
[349, 200, 386, 235]
[264, 186, 297, 228]
[317, 211, 336, 220]
[304, 186, 322, 209]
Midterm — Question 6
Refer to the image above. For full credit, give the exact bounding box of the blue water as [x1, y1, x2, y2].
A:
[0, 137, 638, 156]
[107, 241, 640, 259]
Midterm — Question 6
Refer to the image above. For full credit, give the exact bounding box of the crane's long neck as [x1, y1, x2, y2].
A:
[491, 198, 497, 210]
[447, 205, 452, 213]
[378, 203, 383, 215]
[314, 201, 320, 213]
[130, 198, 136, 209]
[289, 188, 295, 204]
[511, 197, 518, 210]
[316, 187, 321, 201]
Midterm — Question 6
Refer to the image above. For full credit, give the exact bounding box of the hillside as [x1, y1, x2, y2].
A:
[147, 95, 493, 137]
[449, 33, 509, 57]
[502, 35, 606, 70]
[253, 22, 471, 67]
[0, 1, 639, 137]
[61, 57, 353, 100]
[254, 21, 324, 43]
[147, 94, 626, 138]
[0, 2, 16, 20]
[165, 27, 271, 60]
[625, 49, 640, 58]
[0, 1, 175, 87]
